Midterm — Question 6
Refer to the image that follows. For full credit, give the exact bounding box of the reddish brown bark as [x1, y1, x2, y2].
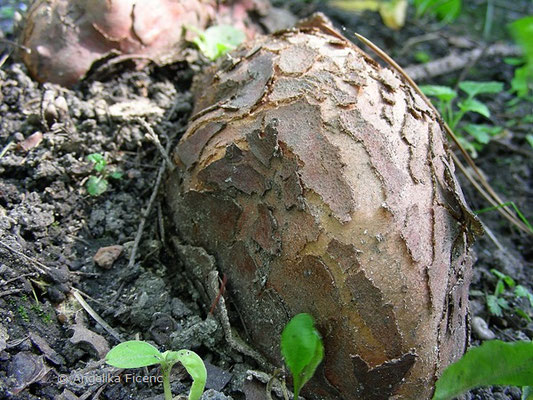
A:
[19, 0, 271, 87]
[166, 14, 480, 400]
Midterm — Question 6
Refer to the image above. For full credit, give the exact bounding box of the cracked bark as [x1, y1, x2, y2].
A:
[166, 14, 480, 400]
[19, 0, 275, 87]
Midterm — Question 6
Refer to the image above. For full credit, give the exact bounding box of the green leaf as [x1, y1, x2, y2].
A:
[420, 85, 457, 102]
[105, 341, 162, 368]
[193, 25, 245, 61]
[495, 280, 505, 296]
[281, 313, 324, 398]
[415, 51, 431, 64]
[526, 134, 533, 150]
[109, 171, 123, 180]
[491, 269, 516, 288]
[486, 295, 503, 316]
[87, 153, 106, 172]
[515, 285, 533, 308]
[432, 340, 533, 400]
[458, 81, 504, 97]
[511, 66, 531, 97]
[515, 308, 532, 323]
[458, 98, 490, 118]
[175, 350, 207, 400]
[414, 0, 461, 23]
[463, 124, 502, 145]
[86, 176, 108, 196]
[504, 57, 526, 66]
[509, 17, 533, 66]
[523, 385, 533, 400]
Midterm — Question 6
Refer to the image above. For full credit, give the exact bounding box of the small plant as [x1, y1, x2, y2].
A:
[413, 0, 461, 24]
[432, 340, 533, 400]
[105, 341, 206, 400]
[190, 25, 245, 61]
[420, 81, 504, 156]
[484, 269, 533, 322]
[508, 16, 533, 98]
[86, 153, 122, 196]
[280, 313, 324, 398]
[17, 305, 29, 322]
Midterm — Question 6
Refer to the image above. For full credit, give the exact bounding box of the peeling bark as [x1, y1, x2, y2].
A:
[166, 14, 480, 400]
[19, 0, 274, 87]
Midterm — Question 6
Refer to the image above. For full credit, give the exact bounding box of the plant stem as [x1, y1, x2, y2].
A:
[162, 364, 173, 400]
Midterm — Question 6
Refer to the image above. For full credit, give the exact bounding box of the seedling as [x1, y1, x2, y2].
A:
[105, 341, 206, 400]
[420, 81, 504, 156]
[189, 25, 245, 61]
[432, 340, 533, 400]
[280, 313, 324, 398]
[86, 153, 122, 196]
[482, 269, 533, 322]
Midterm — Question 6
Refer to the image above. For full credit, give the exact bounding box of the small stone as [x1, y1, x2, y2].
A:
[204, 361, 232, 391]
[93, 245, 123, 269]
[472, 316, 496, 340]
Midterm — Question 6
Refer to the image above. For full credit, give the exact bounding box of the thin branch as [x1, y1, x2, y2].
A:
[127, 161, 166, 270]
[72, 289, 123, 342]
[403, 43, 521, 81]
[135, 117, 174, 171]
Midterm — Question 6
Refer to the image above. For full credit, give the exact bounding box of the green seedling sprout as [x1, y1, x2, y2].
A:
[480, 269, 533, 322]
[86, 153, 122, 196]
[281, 313, 324, 398]
[432, 340, 533, 400]
[420, 81, 504, 156]
[189, 24, 245, 61]
[105, 340, 206, 400]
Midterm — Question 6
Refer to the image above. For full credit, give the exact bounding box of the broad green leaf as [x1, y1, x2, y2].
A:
[175, 350, 207, 400]
[87, 153, 106, 172]
[458, 81, 504, 97]
[458, 99, 490, 118]
[523, 385, 533, 400]
[193, 25, 245, 61]
[281, 313, 324, 398]
[86, 176, 108, 196]
[105, 341, 162, 368]
[420, 85, 457, 102]
[463, 124, 502, 145]
[433, 340, 533, 400]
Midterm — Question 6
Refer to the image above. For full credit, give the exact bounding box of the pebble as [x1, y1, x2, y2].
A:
[471, 316, 496, 340]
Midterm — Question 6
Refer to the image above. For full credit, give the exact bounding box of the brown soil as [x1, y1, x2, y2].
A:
[0, 1, 531, 399]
